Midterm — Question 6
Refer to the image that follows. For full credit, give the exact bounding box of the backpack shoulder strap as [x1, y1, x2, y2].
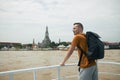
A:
[77, 45, 87, 66]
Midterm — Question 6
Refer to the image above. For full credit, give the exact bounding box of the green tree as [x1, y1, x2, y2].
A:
[59, 42, 69, 47]
[14, 44, 22, 49]
[49, 41, 57, 48]
[0, 45, 4, 49]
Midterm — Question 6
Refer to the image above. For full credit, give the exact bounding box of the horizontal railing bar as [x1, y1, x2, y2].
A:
[99, 72, 120, 76]
[98, 61, 120, 65]
[0, 61, 119, 76]
[0, 65, 59, 75]
[53, 71, 120, 80]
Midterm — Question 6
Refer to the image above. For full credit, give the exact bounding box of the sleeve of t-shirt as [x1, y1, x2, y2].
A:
[71, 36, 79, 47]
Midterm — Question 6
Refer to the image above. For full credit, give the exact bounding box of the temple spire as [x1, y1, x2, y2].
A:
[39, 26, 51, 48]
[45, 26, 49, 39]
[32, 38, 36, 49]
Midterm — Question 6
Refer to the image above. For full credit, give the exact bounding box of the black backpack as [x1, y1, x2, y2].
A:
[77, 31, 104, 66]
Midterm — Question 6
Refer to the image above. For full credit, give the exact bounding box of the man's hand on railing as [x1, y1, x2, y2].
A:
[60, 62, 65, 66]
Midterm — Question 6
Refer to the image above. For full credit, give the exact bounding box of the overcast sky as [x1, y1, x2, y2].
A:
[0, 0, 120, 44]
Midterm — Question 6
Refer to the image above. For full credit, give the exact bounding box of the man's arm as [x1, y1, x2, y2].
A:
[60, 45, 75, 66]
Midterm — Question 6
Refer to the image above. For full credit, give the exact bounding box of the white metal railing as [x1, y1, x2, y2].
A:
[0, 61, 120, 80]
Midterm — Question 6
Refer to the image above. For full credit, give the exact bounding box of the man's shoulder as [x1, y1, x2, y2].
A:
[74, 33, 86, 38]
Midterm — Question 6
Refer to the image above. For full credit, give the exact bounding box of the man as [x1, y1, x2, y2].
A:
[60, 22, 98, 80]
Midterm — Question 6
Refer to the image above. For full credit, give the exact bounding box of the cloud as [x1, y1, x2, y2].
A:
[0, 0, 119, 24]
[0, 0, 120, 43]
[0, 8, 8, 12]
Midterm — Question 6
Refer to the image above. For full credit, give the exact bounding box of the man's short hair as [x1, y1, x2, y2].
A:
[73, 22, 83, 30]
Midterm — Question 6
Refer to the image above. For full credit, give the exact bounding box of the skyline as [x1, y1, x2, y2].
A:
[0, 0, 120, 44]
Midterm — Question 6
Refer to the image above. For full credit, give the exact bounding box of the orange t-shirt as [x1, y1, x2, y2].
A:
[71, 33, 96, 68]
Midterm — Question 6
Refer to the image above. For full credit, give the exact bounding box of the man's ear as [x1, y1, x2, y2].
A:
[79, 28, 82, 32]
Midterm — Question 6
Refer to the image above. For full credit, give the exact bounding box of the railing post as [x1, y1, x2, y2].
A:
[9, 73, 14, 80]
[33, 70, 37, 80]
[57, 66, 61, 80]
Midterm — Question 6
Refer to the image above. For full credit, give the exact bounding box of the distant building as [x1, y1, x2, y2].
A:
[32, 38, 37, 49]
[0, 42, 22, 50]
[0, 42, 21, 47]
[38, 26, 51, 48]
[57, 45, 65, 50]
